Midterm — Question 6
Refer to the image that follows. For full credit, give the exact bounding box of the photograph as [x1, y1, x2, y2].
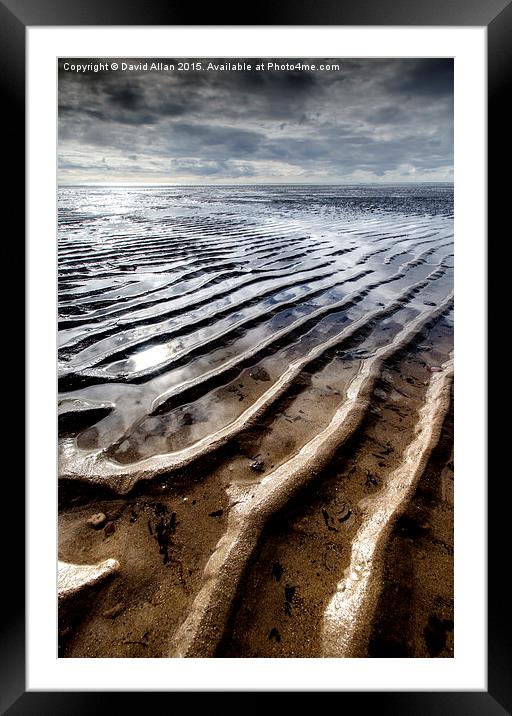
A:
[57, 56, 454, 659]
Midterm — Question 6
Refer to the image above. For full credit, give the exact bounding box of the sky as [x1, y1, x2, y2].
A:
[58, 58, 453, 185]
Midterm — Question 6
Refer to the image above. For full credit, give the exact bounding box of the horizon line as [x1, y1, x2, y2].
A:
[58, 180, 454, 187]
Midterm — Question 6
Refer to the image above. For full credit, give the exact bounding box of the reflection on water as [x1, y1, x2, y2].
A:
[58, 184, 453, 467]
[107, 342, 179, 375]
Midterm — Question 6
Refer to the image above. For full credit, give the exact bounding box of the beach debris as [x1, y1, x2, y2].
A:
[228, 385, 246, 401]
[428, 366, 442, 373]
[269, 627, 281, 643]
[104, 521, 116, 537]
[208, 509, 224, 518]
[423, 301, 437, 306]
[366, 472, 379, 488]
[153, 501, 168, 516]
[284, 584, 296, 616]
[103, 602, 124, 619]
[321, 508, 339, 532]
[154, 511, 177, 565]
[58, 558, 120, 602]
[123, 631, 150, 647]
[87, 512, 107, 530]
[129, 510, 138, 523]
[271, 561, 284, 582]
[249, 366, 271, 382]
[250, 459, 265, 473]
[418, 345, 431, 351]
[337, 507, 352, 523]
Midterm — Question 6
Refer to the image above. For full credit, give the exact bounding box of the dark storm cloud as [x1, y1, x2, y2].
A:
[106, 85, 143, 110]
[391, 59, 454, 97]
[58, 58, 453, 183]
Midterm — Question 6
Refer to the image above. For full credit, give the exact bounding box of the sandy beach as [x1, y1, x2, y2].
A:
[58, 184, 453, 658]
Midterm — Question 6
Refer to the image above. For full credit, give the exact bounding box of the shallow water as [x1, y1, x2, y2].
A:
[58, 184, 453, 471]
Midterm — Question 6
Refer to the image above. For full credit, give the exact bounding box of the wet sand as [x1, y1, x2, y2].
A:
[368, 395, 454, 658]
[58, 184, 453, 658]
[218, 323, 453, 657]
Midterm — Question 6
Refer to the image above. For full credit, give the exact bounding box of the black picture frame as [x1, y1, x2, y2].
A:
[2, 0, 503, 711]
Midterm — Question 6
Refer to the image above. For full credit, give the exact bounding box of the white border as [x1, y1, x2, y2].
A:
[27, 27, 486, 691]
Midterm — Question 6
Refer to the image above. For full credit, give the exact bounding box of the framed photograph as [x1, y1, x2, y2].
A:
[3, 0, 503, 710]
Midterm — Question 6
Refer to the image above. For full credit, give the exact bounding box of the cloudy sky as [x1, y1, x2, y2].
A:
[58, 58, 453, 184]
